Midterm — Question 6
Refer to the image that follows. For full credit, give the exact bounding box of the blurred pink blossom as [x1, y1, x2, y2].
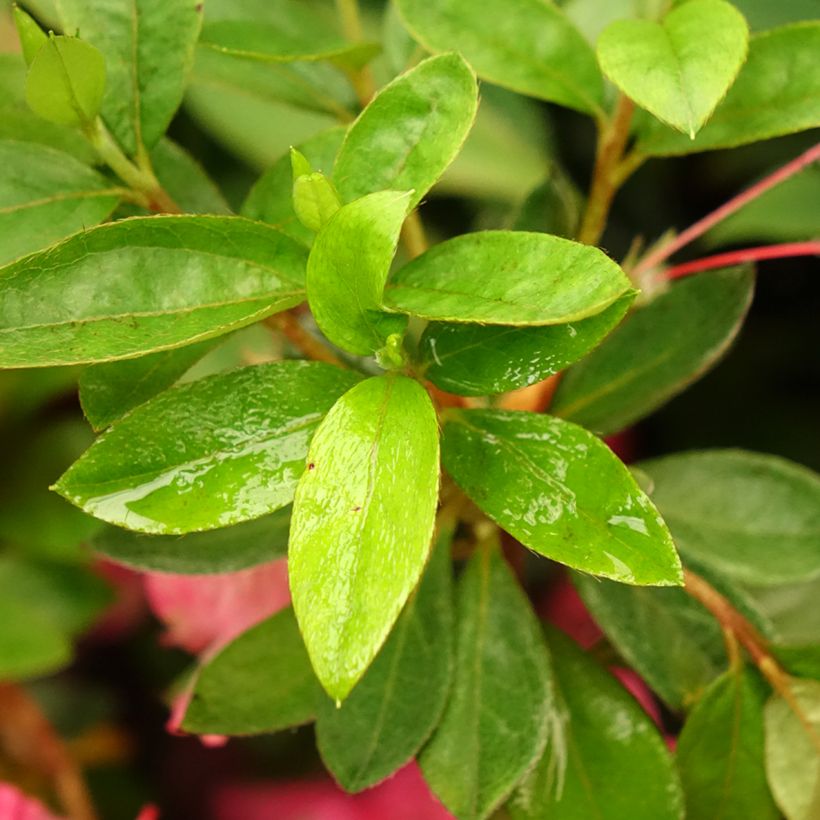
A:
[0, 784, 63, 820]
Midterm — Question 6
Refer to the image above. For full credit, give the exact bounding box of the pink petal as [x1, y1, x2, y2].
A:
[611, 667, 663, 728]
[538, 574, 602, 649]
[0, 783, 64, 820]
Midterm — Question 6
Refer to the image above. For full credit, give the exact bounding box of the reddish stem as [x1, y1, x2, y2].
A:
[634, 141, 820, 276]
[664, 241, 820, 280]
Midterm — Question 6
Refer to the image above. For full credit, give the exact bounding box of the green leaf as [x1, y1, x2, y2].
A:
[728, 0, 820, 30]
[638, 23, 820, 155]
[510, 626, 682, 820]
[0, 595, 72, 680]
[552, 267, 754, 435]
[442, 409, 681, 586]
[242, 127, 346, 246]
[79, 340, 218, 430]
[0, 139, 119, 265]
[289, 375, 440, 702]
[182, 607, 321, 735]
[58, 0, 203, 156]
[573, 573, 726, 709]
[395, 0, 604, 116]
[385, 231, 633, 325]
[315, 526, 454, 792]
[307, 190, 411, 356]
[764, 678, 820, 820]
[25, 35, 106, 127]
[509, 169, 583, 239]
[640, 450, 820, 587]
[677, 665, 778, 820]
[419, 294, 632, 397]
[55, 361, 361, 534]
[13, 5, 48, 66]
[0, 215, 308, 368]
[333, 53, 478, 209]
[773, 646, 820, 681]
[92, 508, 290, 574]
[420, 546, 552, 820]
[597, 0, 748, 137]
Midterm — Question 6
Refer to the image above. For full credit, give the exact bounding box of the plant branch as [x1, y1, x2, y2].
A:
[0, 683, 98, 820]
[266, 311, 346, 368]
[663, 241, 820, 280]
[335, 0, 376, 107]
[634, 140, 820, 276]
[577, 95, 636, 246]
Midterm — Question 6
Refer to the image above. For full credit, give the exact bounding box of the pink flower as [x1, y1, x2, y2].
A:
[0, 784, 63, 820]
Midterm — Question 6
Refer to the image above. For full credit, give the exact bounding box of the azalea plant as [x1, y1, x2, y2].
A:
[0, 0, 819, 818]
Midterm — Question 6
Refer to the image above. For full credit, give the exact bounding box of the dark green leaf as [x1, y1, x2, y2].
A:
[0, 215, 308, 368]
[677, 665, 778, 820]
[56, 362, 360, 534]
[419, 295, 632, 397]
[182, 607, 321, 735]
[289, 376, 440, 701]
[728, 0, 820, 30]
[510, 626, 682, 820]
[420, 546, 552, 820]
[316, 526, 454, 792]
[773, 646, 820, 681]
[396, 0, 604, 115]
[508, 170, 583, 239]
[442, 409, 681, 585]
[641, 450, 820, 587]
[552, 267, 754, 435]
[333, 53, 478, 209]
[0, 595, 72, 680]
[385, 231, 633, 325]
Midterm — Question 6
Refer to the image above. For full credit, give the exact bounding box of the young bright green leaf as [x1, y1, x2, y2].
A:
[442, 410, 682, 586]
[242, 127, 346, 246]
[573, 573, 726, 709]
[0, 139, 119, 265]
[0, 215, 308, 368]
[510, 626, 683, 820]
[552, 267, 754, 435]
[764, 678, 820, 820]
[385, 231, 633, 326]
[316, 527, 454, 792]
[638, 23, 820, 155]
[292, 172, 341, 234]
[641, 450, 820, 587]
[58, 0, 203, 156]
[395, 0, 604, 115]
[419, 294, 632, 397]
[92, 508, 290, 575]
[79, 341, 217, 431]
[677, 666, 778, 820]
[13, 5, 47, 66]
[182, 607, 321, 735]
[420, 546, 553, 820]
[289, 376, 440, 702]
[307, 190, 411, 356]
[56, 362, 360, 534]
[25, 35, 106, 127]
[597, 0, 749, 137]
[333, 53, 478, 208]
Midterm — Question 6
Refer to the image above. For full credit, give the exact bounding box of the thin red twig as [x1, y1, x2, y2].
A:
[664, 241, 820, 280]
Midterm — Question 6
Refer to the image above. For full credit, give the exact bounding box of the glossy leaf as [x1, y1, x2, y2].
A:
[640, 450, 820, 587]
[597, 0, 748, 137]
[764, 678, 820, 820]
[0, 215, 308, 368]
[0, 140, 119, 266]
[395, 0, 604, 115]
[333, 53, 478, 209]
[385, 231, 633, 325]
[638, 23, 820, 155]
[510, 626, 682, 820]
[419, 294, 632, 397]
[573, 573, 726, 709]
[420, 546, 552, 820]
[307, 190, 411, 356]
[56, 362, 360, 534]
[183, 607, 321, 735]
[79, 340, 217, 430]
[242, 127, 346, 246]
[316, 527, 454, 792]
[552, 267, 754, 435]
[442, 409, 681, 586]
[93, 508, 290, 575]
[58, 0, 203, 155]
[677, 666, 778, 820]
[25, 35, 106, 127]
[289, 376, 440, 702]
